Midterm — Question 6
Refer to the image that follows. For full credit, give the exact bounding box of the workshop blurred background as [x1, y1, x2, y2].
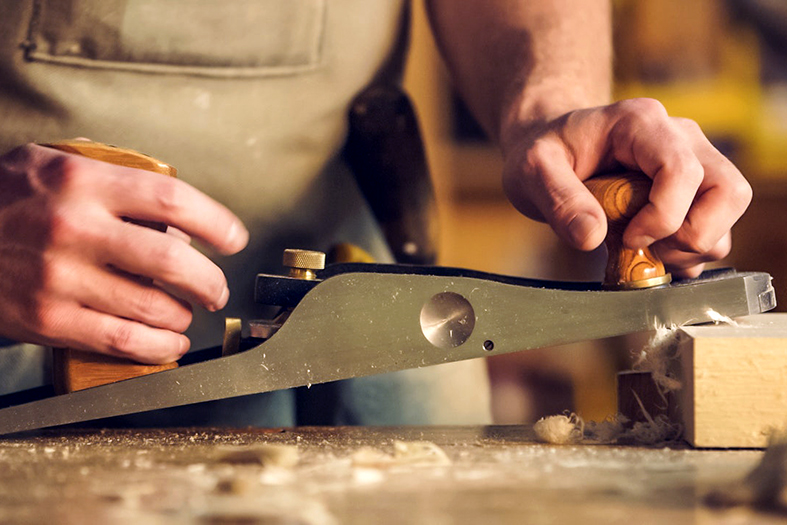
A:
[402, 0, 787, 424]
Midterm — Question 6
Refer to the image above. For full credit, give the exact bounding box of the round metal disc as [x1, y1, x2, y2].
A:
[419, 292, 475, 349]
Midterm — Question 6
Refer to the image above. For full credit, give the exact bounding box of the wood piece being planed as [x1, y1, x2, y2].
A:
[677, 313, 787, 448]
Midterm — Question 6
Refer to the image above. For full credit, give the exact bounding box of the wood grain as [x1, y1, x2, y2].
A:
[676, 313, 787, 448]
[619, 314, 787, 448]
[585, 173, 668, 289]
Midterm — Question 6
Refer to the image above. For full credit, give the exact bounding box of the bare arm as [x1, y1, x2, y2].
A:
[426, 0, 611, 141]
[426, 0, 751, 278]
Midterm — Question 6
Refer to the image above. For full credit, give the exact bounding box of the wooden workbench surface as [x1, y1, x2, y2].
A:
[0, 425, 781, 524]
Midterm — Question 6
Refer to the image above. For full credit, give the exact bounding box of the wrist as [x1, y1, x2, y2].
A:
[498, 82, 611, 155]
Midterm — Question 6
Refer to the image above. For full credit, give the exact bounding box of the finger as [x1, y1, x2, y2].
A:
[652, 232, 732, 279]
[166, 226, 192, 244]
[73, 265, 193, 333]
[55, 307, 190, 364]
[617, 130, 705, 248]
[101, 220, 229, 311]
[665, 181, 748, 257]
[670, 263, 705, 280]
[665, 132, 751, 255]
[504, 140, 607, 251]
[87, 161, 248, 255]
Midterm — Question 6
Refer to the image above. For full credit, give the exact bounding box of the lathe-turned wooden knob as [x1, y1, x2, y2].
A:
[43, 140, 179, 394]
[585, 173, 672, 290]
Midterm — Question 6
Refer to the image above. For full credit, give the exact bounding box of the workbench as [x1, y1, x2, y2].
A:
[0, 425, 781, 524]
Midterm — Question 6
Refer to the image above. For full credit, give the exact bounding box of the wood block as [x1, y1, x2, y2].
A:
[617, 370, 678, 424]
[676, 313, 787, 448]
[53, 349, 178, 394]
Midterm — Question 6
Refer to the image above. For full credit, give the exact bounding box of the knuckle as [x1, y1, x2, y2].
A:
[152, 178, 186, 219]
[130, 287, 192, 332]
[666, 151, 704, 182]
[523, 139, 560, 173]
[34, 300, 67, 340]
[42, 155, 89, 191]
[728, 178, 753, 211]
[548, 191, 589, 225]
[681, 234, 716, 255]
[104, 323, 138, 358]
[172, 307, 193, 333]
[150, 240, 184, 279]
[617, 98, 667, 120]
[651, 206, 685, 235]
[674, 223, 729, 256]
[673, 116, 703, 135]
[2, 143, 39, 171]
[130, 286, 166, 321]
[48, 208, 85, 243]
[39, 257, 68, 294]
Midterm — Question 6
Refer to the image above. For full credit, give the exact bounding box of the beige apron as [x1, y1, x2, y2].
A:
[0, 0, 491, 424]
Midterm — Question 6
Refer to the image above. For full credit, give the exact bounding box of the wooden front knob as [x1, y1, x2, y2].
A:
[43, 140, 179, 394]
[585, 173, 671, 290]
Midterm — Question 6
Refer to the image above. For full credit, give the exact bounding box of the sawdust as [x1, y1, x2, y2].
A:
[215, 444, 299, 468]
[534, 413, 680, 446]
[351, 447, 395, 468]
[392, 440, 452, 466]
[583, 416, 627, 444]
[351, 440, 451, 467]
[214, 476, 256, 496]
[534, 308, 751, 448]
[0, 426, 768, 523]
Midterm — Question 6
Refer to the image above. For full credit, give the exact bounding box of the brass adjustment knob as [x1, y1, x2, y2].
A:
[283, 249, 326, 280]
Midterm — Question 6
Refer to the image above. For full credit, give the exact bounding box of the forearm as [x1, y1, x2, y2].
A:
[425, 0, 612, 148]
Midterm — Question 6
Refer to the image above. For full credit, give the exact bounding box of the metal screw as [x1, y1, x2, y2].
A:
[283, 249, 326, 280]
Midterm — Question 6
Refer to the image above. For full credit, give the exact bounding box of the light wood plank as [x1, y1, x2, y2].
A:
[677, 313, 787, 448]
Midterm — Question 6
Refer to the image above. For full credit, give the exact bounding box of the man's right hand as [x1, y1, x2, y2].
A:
[0, 143, 249, 364]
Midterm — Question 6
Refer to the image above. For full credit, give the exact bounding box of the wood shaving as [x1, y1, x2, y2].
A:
[533, 414, 584, 445]
[350, 441, 451, 467]
[392, 440, 452, 466]
[215, 444, 299, 468]
[633, 322, 682, 393]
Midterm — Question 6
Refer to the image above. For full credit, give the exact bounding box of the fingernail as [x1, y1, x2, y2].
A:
[568, 212, 601, 248]
[227, 221, 249, 252]
[217, 286, 230, 310]
[178, 336, 191, 357]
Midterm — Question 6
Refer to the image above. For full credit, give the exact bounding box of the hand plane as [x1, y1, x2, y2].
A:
[0, 159, 775, 435]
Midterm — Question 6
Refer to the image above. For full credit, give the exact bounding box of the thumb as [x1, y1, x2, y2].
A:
[504, 152, 608, 251]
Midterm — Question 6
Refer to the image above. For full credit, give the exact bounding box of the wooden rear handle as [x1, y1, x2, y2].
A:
[585, 173, 671, 290]
[44, 140, 179, 394]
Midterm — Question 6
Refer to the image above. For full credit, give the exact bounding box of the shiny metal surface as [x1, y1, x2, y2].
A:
[608, 273, 672, 290]
[283, 248, 326, 280]
[419, 291, 475, 348]
[282, 249, 326, 271]
[221, 318, 242, 357]
[0, 270, 775, 435]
